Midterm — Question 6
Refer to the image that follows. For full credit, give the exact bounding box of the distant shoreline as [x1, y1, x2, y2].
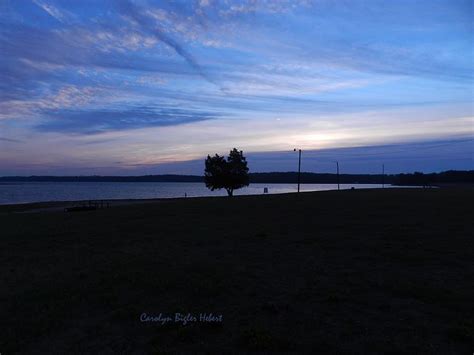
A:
[0, 170, 472, 185]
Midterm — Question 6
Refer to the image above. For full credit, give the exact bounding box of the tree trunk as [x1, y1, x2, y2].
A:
[226, 188, 233, 197]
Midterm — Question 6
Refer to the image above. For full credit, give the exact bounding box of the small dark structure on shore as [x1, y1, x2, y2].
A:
[65, 200, 110, 212]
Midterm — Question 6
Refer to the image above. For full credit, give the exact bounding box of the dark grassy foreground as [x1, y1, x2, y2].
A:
[1, 189, 473, 354]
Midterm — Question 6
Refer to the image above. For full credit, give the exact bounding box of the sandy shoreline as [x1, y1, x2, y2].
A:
[0, 189, 347, 212]
[0, 196, 183, 213]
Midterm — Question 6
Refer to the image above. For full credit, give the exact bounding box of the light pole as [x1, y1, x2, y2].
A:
[334, 161, 340, 190]
[294, 148, 301, 193]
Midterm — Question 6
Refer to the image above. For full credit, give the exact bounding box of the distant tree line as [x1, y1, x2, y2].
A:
[392, 170, 474, 186]
[249, 171, 474, 185]
[0, 175, 202, 182]
[249, 172, 385, 184]
[1, 170, 472, 186]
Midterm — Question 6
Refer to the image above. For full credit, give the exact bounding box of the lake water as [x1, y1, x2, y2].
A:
[0, 181, 399, 205]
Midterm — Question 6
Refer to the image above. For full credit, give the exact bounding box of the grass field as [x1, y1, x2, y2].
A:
[1, 188, 473, 354]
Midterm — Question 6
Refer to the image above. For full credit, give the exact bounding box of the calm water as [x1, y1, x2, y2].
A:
[0, 181, 399, 205]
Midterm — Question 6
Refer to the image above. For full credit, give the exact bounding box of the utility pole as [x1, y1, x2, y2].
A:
[382, 164, 385, 188]
[294, 148, 301, 193]
[335, 161, 340, 190]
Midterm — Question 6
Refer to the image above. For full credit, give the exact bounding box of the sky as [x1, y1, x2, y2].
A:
[0, 0, 473, 175]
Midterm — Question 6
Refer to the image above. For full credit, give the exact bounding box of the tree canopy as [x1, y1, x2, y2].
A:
[204, 148, 249, 196]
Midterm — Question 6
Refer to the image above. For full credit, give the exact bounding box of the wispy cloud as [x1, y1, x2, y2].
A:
[116, 0, 221, 88]
[32, 0, 69, 23]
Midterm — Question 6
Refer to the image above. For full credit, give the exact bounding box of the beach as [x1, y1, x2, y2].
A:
[1, 188, 473, 353]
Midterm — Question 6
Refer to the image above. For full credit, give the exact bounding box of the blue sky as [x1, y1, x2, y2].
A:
[0, 0, 472, 175]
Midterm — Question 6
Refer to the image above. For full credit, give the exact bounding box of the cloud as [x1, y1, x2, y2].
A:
[240, 137, 474, 174]
[0, 84, 108, 120]
[116, 0, 221, 88]
[2, 0, 471, 112]
[215, 0, 312, 16]
[35, 106, 221, 134]
[0, 0, 472, 177]
[305, 41, 474, 82]
[83, 137, 473, 175]
[0, 137, 21, 143]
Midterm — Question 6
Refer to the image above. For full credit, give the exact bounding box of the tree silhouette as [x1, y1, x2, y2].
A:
[205, 148, 249, 196]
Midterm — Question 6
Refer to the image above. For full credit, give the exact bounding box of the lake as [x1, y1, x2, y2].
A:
[0, 181, 399, 205]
